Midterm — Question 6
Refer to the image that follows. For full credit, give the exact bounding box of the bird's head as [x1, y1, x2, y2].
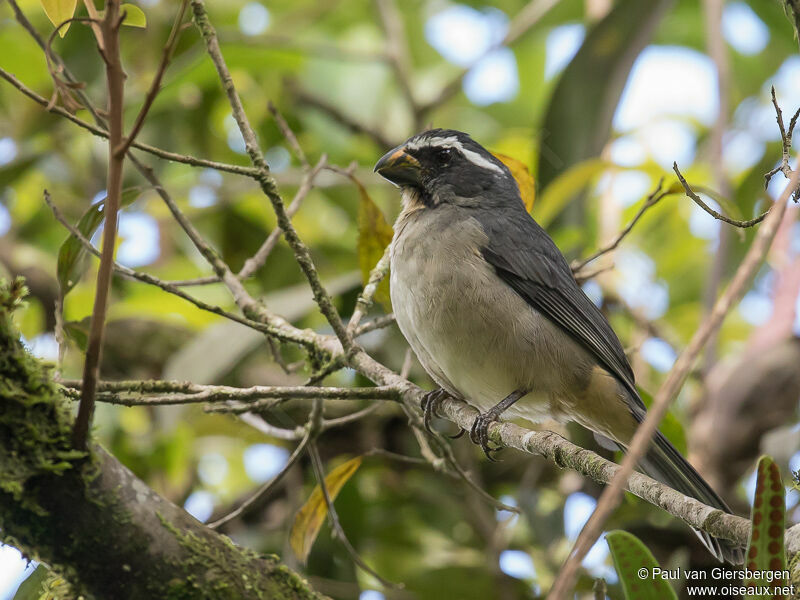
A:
[373, 129, 519, 209]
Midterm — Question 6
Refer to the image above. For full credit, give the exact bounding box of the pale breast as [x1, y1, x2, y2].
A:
[390, 204, 591, 423]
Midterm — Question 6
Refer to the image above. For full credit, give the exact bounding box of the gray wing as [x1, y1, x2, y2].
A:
[477, 210, 643, 409]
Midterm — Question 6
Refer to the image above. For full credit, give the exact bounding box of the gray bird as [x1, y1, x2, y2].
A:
[374, 128, 742, 564]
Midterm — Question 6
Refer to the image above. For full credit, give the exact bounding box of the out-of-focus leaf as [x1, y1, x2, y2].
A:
[56, 188, 141, 296]
[493, 152, 535, 213]
[744, 456, 786, 598]
[40, 0, 77, 37]
[12, 564, 48, 600]
[356, 180, 393, 310]
[120, 4, 147, 28]
[163, 272, 359, 383]
[63, 319, 88, 351]
[290, 456, 362, 564]
[606, 530, 678, 600]
[536, 159, 607, 228]
[637, 387, 686, 455]
[536, 0, 672, 192]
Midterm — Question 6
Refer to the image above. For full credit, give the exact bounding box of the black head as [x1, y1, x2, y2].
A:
[373, 129, 519, 208]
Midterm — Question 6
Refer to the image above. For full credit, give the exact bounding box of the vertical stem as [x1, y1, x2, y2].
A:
[73, 0, 126, 450]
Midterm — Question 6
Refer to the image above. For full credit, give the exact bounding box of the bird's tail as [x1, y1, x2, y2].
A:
[635, 429, 744, 564]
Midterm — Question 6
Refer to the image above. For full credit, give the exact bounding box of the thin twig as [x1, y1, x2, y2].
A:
[43, 192, 310, 346]
[674, 163, 771, 228]
[191, 0, 351, 350]
[59, 378, 399, 406]
[548, 164, 800, 599]
[765, 86, 800, 196]
[348, 246, 391, 333]
[321, 404, 384, 430]
[290, 81, 396, 148]
[116, 0, 189, 156]
[308, 443, 401, 589]
[0, 67, 259, 178]
[73, 0, 126, 451]
[571, 179, 667, 274]
[375, 0, 418, 126]
[208, 427, 313, 529]
[268, 101, 308, 168]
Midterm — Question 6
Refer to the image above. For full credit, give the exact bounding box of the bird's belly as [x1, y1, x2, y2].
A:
[390, 218, 589, 424]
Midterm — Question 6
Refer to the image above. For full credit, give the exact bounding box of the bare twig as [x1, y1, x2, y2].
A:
[268, 101, 308, 168]
[308, 443, 400, 588]
[571, 179, 667, 274]
[291, 82, 396, 149]
[43, 191, 310, 346]
[674, 163, 772, 228]
[59, 378, 399, 406]
[375, 0, 418, 125]
[348, 246, 391, 333]
[208, 426, 313, 529]
[116, 0, 189, 156]
[191, 0, 351, 350]
[73, 0, 127, 450]
[548, 164, 800, 599]
[0, 66, 259, 177]
[765, 87, 800, 196]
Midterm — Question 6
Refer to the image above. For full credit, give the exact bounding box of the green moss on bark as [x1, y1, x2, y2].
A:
[0, 278, 85, 514]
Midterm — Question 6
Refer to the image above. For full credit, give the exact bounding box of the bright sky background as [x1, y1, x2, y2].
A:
[2, 1, 799, 596]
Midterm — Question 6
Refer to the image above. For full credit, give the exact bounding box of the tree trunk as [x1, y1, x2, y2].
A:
[0, 279, 327, 600]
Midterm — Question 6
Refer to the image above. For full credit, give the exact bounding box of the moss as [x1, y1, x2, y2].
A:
[0, 278, 85, 515]
[158, 513, 323, 600]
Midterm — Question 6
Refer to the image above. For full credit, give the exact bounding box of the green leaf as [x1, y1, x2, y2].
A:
[637, 387, 687, 455]
[290, 456, 362, 564]
[536, 159, 608, 228]
[12, 564, 48, 600]
[536, 0, 672, 201]
[56, 188, 142, 296]
[40, 0, 77, 38]
[606, 530, 678, 600]
[744, 456, 787, 599]
[120, 4, 147, 28]
[356, 181, 393, 311]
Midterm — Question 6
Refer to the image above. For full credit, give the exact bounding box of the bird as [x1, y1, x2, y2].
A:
[373, 128, 743, 564]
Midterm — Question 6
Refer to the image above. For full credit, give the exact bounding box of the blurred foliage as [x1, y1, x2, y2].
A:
[2, 0, 800, 598]
[606, 530, 678, 600]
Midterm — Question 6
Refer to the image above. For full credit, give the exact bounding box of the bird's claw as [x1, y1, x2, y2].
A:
[420, 388, 452, 434]
[469, 411, 501, 461]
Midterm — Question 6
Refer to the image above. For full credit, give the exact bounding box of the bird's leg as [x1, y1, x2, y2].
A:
[469, 389, 527, 461]
[420, 388, 460, 435]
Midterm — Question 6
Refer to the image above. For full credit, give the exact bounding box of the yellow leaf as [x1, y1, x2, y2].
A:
[536, 158, 608, 228]
[119, 3, 147, 28]
[493, 152, 535, 213]
[40, 0, 77, 38]
[289, 456, 362, 564]
[356, 181, 393, 310]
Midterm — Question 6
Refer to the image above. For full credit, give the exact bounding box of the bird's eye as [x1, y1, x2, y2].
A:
[434, 147, 453, 165]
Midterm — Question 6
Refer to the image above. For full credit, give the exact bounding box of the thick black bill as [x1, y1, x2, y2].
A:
[374, 146, 421, 187]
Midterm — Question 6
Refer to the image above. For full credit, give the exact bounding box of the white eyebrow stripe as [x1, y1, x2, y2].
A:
[406, 136, 504, 175]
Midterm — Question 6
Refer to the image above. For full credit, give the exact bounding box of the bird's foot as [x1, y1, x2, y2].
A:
[420, 388, 461, 435]
[469, 409, 503, 461]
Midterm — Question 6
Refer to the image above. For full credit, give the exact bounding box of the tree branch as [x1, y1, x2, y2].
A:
[191, 0, 351, 350]
[548, 164, 800, 598]
[73, 0, 126, 450]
